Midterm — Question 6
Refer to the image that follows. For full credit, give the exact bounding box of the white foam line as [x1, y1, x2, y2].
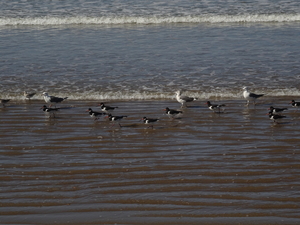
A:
[2, 88, 300, 101]
[1, 14, 300, 26]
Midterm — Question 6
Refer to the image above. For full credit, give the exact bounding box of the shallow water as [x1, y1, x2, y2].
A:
[1, 22, 300, 100]
[1, 0, 300, 224]
[1, 97, 300, 224]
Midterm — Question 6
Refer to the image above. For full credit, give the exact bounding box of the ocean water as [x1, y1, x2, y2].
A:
[1, 1, 300, 224]
[1, 0, 300, 100]
[1, 97, 300, 224]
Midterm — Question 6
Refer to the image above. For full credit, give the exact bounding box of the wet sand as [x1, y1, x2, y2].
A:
[1, 97, 300, 224]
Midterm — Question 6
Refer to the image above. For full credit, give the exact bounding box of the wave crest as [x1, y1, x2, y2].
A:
[3, 87, 300, 101]
[1, 14, 300, 26]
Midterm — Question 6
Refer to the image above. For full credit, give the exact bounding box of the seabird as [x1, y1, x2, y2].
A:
[175, 90, 197, 107]
[40, 105, 59, 118]
[142, 117, 159, 129]
[43, 92, 68, 107]
[206, 101, 226, 113]
[24, 91, 36, 99]
[290, 100, 300, 108]
[164, 107, 183, 118]
[106, 114, 128, 127]
[87, 108, 106, 120]
[267, 112, 286, 124]
[243, 87, 264, 106]
[268, 106, 288, 114]
[98, 102, 118, 113]
[1, 99, 10, 107]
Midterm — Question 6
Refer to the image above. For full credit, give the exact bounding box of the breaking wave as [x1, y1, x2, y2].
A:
[1, 13, 300, 26]
[2, 87, 300, 101]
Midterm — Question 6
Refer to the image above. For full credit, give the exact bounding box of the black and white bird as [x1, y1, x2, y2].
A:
[175, 90, 197, 107]
[24, 91, 36, 100]
[40, 105, 59, 118]
[106, 114, 128, 127]
[206, 101, 226, 113]
[164, 107, 183, 118]
[243, 87, 264, 106]
[268, 106, 288, 114]
[87, 108, 106, 120]
[98, 102, 118, 113]
[43, 92, 68, 107]
[1, 99, 10, 107]
[142, 117, 159, 128]
[267, 112, 286, 124]
[290, 100, 300, 108]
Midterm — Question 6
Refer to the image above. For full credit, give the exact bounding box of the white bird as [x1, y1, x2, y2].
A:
[24, 91, 36, 99]
[243, 87, 264, 106]
[43, 92, 68, 107]
[175, 90, 197, 107]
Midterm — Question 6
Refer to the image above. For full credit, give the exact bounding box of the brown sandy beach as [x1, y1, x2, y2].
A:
[1, 97, 300, 224]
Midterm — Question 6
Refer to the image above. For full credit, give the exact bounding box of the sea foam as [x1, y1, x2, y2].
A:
[3, 87, 300, 101]
[1, 14, 300, 26]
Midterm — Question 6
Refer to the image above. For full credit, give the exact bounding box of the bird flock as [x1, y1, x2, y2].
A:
[1, 87, 299, 127]
[242, 87, 297, 124]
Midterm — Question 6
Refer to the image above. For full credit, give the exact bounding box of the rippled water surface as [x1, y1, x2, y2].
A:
[1, 97, 300, 224]
[1, 23, 300, 100]
[1, 0, 300, 224]
[1, 1, 300, 99]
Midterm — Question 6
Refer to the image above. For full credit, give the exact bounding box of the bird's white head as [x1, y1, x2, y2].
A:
[176, 90, 182, 95]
